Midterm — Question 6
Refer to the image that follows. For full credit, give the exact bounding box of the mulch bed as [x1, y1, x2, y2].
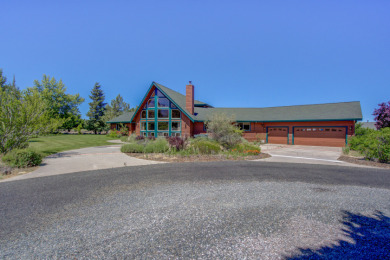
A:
[125, 153, 270, 163]
[338, 155, 390, 169]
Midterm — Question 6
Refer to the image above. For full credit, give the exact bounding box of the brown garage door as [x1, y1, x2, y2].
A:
[267, 127, 288, 144]
[294, 127, 346, 147]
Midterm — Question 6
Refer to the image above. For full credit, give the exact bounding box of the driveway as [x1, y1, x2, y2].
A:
[1, 162, 389, 259]
[260, 144, 355, 166]
[2, 144, 162, 182]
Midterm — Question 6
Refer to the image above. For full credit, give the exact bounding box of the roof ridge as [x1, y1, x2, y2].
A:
[211, 101, 361, 110]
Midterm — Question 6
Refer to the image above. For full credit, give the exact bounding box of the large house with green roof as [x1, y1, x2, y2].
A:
[107, 81, 362, 147]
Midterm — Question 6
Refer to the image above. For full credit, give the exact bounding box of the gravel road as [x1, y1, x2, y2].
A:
[1, 161, 389, 259]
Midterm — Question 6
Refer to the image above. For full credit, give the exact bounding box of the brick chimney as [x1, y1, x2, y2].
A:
[186, 81, 194, 115]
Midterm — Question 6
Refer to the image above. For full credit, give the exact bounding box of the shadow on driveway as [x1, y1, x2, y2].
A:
[289, 211, 390, 259]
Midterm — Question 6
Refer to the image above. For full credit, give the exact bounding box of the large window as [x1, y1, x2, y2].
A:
[158, 109, 169, 118]
[148, 122, 155, 131]
[171, 122, 180, 131]
[158, 122, 169, 131]
[141, 110, 146, 119]
[140, 88, 183, 137]
[237, 122, 250, 131]
[171, 109, 181, 119]
[148, 110, 155, 118]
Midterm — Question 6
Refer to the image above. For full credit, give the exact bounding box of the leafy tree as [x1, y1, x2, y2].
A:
[33, 75, 84, 131]
[104, 94, 130, 121]
[0, 73, 57, 153]
[373, 101, 390, 130]
[87, 83, 106, 134]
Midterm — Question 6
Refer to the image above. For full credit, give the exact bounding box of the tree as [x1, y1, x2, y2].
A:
[373, 101, 390, 130]
[104, 94, 130, 121]
[0, 72, 57, 153]
[33, 75, 84, 131]
[87, 83, 106, 134]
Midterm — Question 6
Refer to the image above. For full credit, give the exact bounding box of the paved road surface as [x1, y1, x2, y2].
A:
[1, 161, 389, 259]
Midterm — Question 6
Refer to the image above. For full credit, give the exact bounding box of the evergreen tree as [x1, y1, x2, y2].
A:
[87, 83, 106, 134]
[104, 94, 130, 121]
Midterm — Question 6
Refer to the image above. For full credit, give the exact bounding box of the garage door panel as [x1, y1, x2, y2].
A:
[268, 127, 288, 144]
[294, 127, 346, 147]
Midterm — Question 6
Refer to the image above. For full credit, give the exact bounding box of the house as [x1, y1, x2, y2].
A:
[107, 82, 363, 147]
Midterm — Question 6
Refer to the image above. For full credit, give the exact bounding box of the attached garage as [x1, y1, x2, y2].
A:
[293, 126, 347, 147]
[267, 127, 289, 144]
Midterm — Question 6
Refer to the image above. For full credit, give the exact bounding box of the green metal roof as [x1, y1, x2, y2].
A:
[193, 101, 363, 122]
[106, 111, 134, 123]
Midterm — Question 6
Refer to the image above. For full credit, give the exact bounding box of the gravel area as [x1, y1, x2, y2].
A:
[339, 155, 390, 169]
[1, 162, 390, 259]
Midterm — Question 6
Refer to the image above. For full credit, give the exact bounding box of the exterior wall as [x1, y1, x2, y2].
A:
[194, 122, 205, 135]
[181, 114, 193, 138]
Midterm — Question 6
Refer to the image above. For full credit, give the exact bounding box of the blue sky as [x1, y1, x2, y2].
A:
[1, 1, 389, 121]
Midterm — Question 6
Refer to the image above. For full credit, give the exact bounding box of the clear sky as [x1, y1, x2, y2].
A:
[1, 1, 389, 121]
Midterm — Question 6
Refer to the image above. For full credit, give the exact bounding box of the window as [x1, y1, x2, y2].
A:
[116, 124, 120, 131]
[148, 122, 155, 131]
[237, 123, 250, 131]
[171, 109, 181, 119]
[141, 110, 146, 119]
[147, 99, 155, 108]
[158, 109, 169, 118]
[142, 132, 147, 137]
[156, 90, 165, 97]
[149, 132, 155, 137]
[157, 132, 169, 137]
[148, 110, 155, 119]
[171, 103, 177, 109]
[141, 122, 146, 131]
[173, 132, 181, 137]
[158, 122, 169, 130]
[171, 122, 180, 131]
[158, 98, 169, 107]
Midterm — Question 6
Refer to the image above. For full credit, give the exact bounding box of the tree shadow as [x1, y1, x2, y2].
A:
[288, 211, 390, 259]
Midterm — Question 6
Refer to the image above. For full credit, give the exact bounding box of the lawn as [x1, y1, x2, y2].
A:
[29, 135, 119, 157]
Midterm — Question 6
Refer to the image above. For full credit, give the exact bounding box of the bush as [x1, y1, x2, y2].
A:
[190, 138, 221, 154]
[120, 136, 129, 142]
[144, 138, 169, 153]
[121, 143, 144, 153]
[2, 149, 43, 167]
[119, 126, 129, 136]
[77, 124, 83, 134]
[135, 135, 145, 141]
[107, 130, 121, 138]
[349, 127, 390, 163]
[167, 136, 187, 151]
[206, 113, 243, 148]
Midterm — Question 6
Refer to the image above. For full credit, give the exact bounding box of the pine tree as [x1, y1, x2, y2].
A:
[87, 83, 106, 134]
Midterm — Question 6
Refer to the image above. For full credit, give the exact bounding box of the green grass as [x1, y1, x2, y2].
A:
[29, 135, 119, 157]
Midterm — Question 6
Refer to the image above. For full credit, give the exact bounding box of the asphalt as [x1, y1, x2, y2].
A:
[1, 161, 389, 259]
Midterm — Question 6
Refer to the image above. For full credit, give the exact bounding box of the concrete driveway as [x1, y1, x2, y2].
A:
[260, 144, 350, 166]
[3, 144, 163, 182]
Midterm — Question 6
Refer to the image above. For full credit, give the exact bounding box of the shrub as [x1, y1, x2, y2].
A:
[107, 130, 121, 138]
[342, 146, 350, 155]
[135, 135, 145, 141]
[121, 143, 144, 153]
[349, 127, 390, 163]
[77, 124, 83, 134]
[167, 136, 187, 151]
[120, 136, 129, 142]
[206, 113, 243, 148]
[2, 149, 43, 167]
[144, 138, 169, 153]
[190, 138, 221, 154]
[119, 126, 129, 136]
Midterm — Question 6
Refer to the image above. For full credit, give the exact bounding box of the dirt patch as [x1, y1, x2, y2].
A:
[338, 155, 390, 169]
[125, 153, 270, 163]
[0, 166, 38, 180]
